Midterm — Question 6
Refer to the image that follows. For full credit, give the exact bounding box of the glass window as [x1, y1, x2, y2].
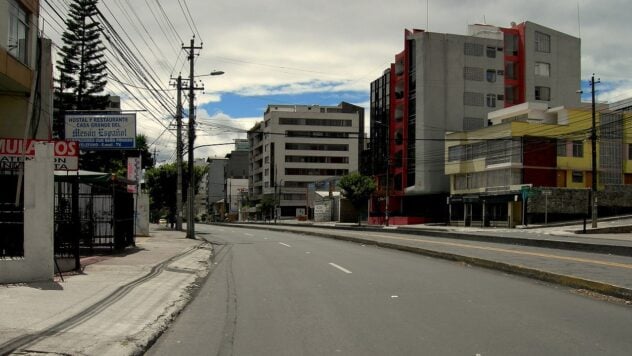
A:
[504, 34, 519, 55]
[535, 86, 551, 101]
[557, 140, 567, 156]
[535, 31, 551, 53]
[572, 171, 583, 183]
[464, 67, 484, 81]
[464, 43, 484, 56]
[464, 92, 484, 107]
[535, 62, 550, 77]
[572, 141, 583, 157]
[463, 117, 484, 131]
[486, 70, 496, 83]
[8, 0, 29, 63]
[505, 62, 518, 80]
[486, 94, 496, 108]
[448, 146, 463, 161]
[486, 46, 496, 58]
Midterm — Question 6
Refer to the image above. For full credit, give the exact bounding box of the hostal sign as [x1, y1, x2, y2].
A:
[65, 113, 136, 149]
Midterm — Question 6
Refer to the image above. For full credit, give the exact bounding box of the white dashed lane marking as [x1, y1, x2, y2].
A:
[329, 263, 352, 274]
[279, 242, 291, 248]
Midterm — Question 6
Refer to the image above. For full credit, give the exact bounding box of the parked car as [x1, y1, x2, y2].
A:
[158, 218, 167, 226]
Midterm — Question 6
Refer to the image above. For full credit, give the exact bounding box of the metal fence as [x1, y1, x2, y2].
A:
[54, 178, 134, 257]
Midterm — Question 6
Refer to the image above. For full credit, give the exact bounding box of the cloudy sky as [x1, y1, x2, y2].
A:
[41, 0, 632, 163]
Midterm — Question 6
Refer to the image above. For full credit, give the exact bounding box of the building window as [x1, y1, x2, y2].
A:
[535, 31, 551, 53]
[486, 69, 496, 83]
[572, 171, 583, 183]
[464, 67, 484, 81]
[557, 140, 567, 156]
[629, 144, 632, 160]
[505, 86, 518, 104]
[448, 146, 463, 162]
[535, 62, 550, 77]
[535, 86, 551, 101]
[8, 0, 29, 63]
[504, 34, 519, 55]
[464, 92, 484, 107]
[463, 117, 484, 131]
[486, 46, 496, 58]
[486, 94, 496, 108]
[505, 62, 518, 80]
[464, 43, 484, 56]
[572, 141, 583, 157]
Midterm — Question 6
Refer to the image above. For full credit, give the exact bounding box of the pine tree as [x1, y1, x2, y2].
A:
[54, 0, 108, 138]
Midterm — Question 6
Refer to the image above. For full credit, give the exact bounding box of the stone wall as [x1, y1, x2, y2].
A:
[528, 186, 632, 214]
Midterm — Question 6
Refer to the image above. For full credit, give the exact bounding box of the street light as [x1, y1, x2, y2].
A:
[186, 69, 224, 239]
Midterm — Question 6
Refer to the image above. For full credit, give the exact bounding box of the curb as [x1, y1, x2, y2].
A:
[231, 222, 632, 257]
[217, 223, 632, 301]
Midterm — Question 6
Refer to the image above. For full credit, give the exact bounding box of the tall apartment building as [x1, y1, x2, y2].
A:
[369, 21, 581, 224]
[248, 102, 364, 217]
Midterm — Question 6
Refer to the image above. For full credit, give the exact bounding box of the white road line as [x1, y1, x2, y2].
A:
[329, 262, 352, 274]
[244, 233, 254, 237]
[279, 242, 291, 248]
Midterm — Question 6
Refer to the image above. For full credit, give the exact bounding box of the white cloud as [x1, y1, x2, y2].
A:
[43, 0, 632, 163]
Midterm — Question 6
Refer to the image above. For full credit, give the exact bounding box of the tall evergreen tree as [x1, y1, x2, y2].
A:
[54, 0, 108, 138]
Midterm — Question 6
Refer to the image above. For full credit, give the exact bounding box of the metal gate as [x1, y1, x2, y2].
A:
[54, 176, 135, 265]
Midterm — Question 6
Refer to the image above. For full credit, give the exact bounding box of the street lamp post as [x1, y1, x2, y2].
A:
[185, 62, 224, 239]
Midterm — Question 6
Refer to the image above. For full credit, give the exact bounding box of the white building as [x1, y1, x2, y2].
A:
[248, 102, 364, 217]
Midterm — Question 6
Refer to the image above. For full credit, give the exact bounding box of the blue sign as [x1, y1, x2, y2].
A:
[65, 114, 136, 149]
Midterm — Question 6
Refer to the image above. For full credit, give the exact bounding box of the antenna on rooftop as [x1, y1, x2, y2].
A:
[577, 1, 582, 38]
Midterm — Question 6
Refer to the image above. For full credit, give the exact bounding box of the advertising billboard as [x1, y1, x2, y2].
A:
[65, 113, 136, 149]
[0, 138, 79, 170]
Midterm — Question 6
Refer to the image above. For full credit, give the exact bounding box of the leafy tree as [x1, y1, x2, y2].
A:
[144, 163, 207, 223]
[55, 0, 108, 126]
[260, 195, 276, 221]
[338, 172, 377, 225]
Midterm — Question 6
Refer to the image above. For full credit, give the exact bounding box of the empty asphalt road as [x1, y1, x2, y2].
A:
[148, 224, 632, 356]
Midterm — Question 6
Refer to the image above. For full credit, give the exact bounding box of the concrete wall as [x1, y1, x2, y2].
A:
[134, 192, 150, 236]
[527, 186, 632, 214]
[0, 142, 54, 283]
[522, 22, 581, 108]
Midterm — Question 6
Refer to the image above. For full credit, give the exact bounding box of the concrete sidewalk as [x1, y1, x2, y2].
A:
[0, 226, 212, 356]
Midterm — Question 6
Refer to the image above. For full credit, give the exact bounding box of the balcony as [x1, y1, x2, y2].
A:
[0, 47, 32, 93]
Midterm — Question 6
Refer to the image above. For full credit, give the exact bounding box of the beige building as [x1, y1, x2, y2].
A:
[248, 102, 364, 217]
[1, 0, 52, 140]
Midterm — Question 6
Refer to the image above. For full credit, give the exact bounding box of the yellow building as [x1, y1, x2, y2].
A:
[445, 102, 632, 227]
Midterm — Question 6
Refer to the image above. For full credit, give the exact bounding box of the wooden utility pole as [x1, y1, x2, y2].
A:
[590, 74, 600, 228]
[174, 75, 184, 231]
[185, 38, 203, 239]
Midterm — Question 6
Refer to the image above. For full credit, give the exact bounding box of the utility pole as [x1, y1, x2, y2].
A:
[590, 74, 600, 228]
[174, 75, 184, 231]
[185, 37, 203, 239]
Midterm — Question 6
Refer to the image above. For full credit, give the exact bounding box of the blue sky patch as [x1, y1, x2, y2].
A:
[200, 90, 369, 119]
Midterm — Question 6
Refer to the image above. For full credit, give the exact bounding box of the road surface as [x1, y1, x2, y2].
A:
[148, 224, 632, 355]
